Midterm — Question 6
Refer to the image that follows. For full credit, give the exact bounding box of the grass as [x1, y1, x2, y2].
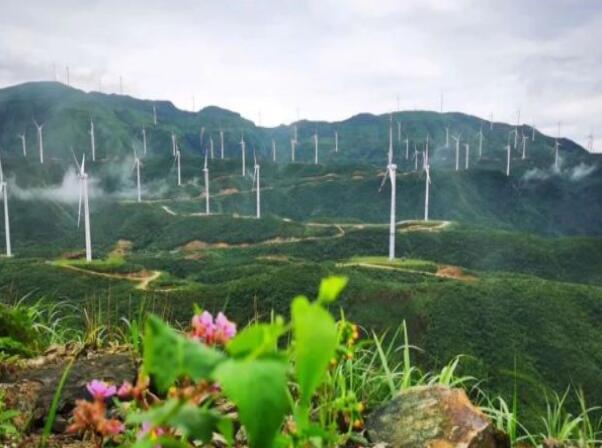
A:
[348, 256, 439, 273]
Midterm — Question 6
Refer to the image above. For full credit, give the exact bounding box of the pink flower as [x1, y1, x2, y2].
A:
[139, 421, 165, 446]
[191, 311, 216, 342]
[86, 380, 117, 400]
[214, 312, 237, 344]
[117, 381, 133, 399]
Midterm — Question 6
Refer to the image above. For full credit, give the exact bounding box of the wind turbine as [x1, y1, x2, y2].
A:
[423, 147, 431, 222]
[252, 150, 261, 219]
[414, 143, 419, 171]
[489, 112, 494, 130]
[171, 132, 177, 156]
[553, 139, 561, 170]
[203, 149, 210, 214]
[18, 133, 26, 157]
[272, 138, 277, 162]
[133, 148, 142, 203]
[142, 127, 147, 155]
[334, 130, 339, 153]
[0, 155, 12, 257]
[240, 134, 246, 176]
[531, 124, 536, 142]
[74, 153, 92, 262]
[89, 119, 96, 162]
[405, 136, 409, 160]
[210, 136, 215, 160]
[521, 134, 528, 159]
[220, 129, 225, 159]
[464, 143, 470, 170]
[506, 144, 511, 176]
[200, 127, 206, 147]
[33, 120, 44, 164]
[378, 115, 397, 261]
[153, 106, 157, 126]
[451, 134, 461, 171]
[313, 130, 319, 164]
[397, 121, 401, 144]
[174, 149, 182, 186]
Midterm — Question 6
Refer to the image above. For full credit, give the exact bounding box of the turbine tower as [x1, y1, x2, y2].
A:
[18, 133, 26, 157]
[240, 134, 246, 176]
[532, 124, 536, 142]
[521, 134, 528, 159]
[75, 154, 92, 262]
[89, 119, 96, 162]
[423, 147, 431, 222]
[171, 132, 177, 156]
[142, 127, 147, 155]
[464, 143, 470, 170]
[203, 150, 210, 214]
[153, 106, 157, 126]
[414, 144, 419, 171]
[334, 130, 339, 153]
[272, 138, 276, 162]
[445, 126, 450, 148]
[553, 140, 561, 170]
[220, 129, 225, 159]
[210, 137, 214, 160]
[506, 144, 511, 176]
[379, 115, 397, 261]
[405, 136, 409, 160]
[587, 131, 594, 152]
[252, 150, 261, 219]
[489, 112, 494, 130]
[313, 130, 319, 164]
[33, 120, 44, 164]
[133, 148, 142, 203]
[452, 134, 461, 171]
[290, 138, 296, 162]
[175, 150, 182, 186]
[0, 155, 12, 257]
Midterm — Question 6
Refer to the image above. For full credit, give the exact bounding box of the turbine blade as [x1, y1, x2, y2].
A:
[378, 169, 389, 192]
[77, 183, 83, 228]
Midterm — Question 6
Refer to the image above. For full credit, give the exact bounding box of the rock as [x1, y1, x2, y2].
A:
[1, 352, 136, 432]
[366, 385, 510, 448]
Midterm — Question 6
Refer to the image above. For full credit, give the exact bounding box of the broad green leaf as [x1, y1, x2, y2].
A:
[143, 315, 224, 391]
[317, 276, 348, 304]
[213, 358, 289, 448]
[226, 319, 286, 359]
[292, 296, 338, 406]
[128, 399, 226, 444]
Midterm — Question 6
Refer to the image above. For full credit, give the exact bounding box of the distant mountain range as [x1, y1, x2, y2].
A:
[0, 81, 596, 171]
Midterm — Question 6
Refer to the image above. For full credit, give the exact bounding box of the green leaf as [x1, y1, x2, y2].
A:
[317, 276, 348, 304]
[213, 358, 289, 448]
[292, 296, 338, 407]
[226, 319, 286, 359]
[143, 315, 224, 391]
[128, 399, 226, 444]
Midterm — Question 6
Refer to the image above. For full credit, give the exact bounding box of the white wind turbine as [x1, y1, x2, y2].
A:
[378, 116, 397, 261]
[252, 150, 261, 219]
[171, 132, 177, 157]
[220, 129, 225, 159]
[174, 149, 182, 186]
[414, 144, 419, 171]
[521, 134, 528, 159]
[313, 130, 319, 164]
[18, 133, 26, 157]
[506, 144, 511, 176]
[553, 139, 561, 170]
[142, 127, 148, 155]
[240, 134, 246, 176]
[74, 153, 92, 262]
[200, 127, 206, 147]
[405, 136, 409, 160]
[531, 124, 536, 142]
[153, 106, 157, 126]
[272, 138, 277, 162]
[451, 134, 461, 171]
[0, 155, 12, 257]
[290, 138, 296, 162]
[489, 112, 494, 130]
[133, 148, 142, 203]
[587, 131, 594, 152]
[89, 119, 96, 162]
[334, 130, 339, 153]
[33, 119, 44, 164]
[210, 136, 215, 160]
[203, 149, 210, 214]
[423, 147, 431, 222]
[464, 143, 470, 170]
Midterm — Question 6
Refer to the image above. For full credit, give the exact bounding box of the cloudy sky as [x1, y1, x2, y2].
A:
[1, 0, 601, 148]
